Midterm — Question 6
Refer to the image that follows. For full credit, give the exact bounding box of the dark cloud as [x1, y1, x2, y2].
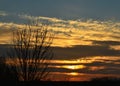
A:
[0, 44, 10, 57]
[53, 45, 120, 60]
[0, 43, 120, 60]
[92, 40, 120, 46]
[111, 36, 120, 39]
[85, 62, 120, 68]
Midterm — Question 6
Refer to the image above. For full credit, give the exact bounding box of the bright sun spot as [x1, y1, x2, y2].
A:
[66, 65, 86, 70]
[69, 72, 79, 76]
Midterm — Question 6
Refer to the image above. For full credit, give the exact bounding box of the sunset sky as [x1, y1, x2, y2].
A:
[0, 0, 120, 81]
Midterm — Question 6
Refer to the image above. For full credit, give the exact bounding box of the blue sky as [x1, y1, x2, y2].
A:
[0, 0, 120, 20]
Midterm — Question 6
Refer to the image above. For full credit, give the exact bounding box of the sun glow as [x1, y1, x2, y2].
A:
[50, 65, 86, 70]
[65, 65, 86, 70]
[69, 72, 79, 76]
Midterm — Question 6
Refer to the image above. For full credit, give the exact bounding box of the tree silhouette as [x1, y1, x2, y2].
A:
[7, 23, 54, 81]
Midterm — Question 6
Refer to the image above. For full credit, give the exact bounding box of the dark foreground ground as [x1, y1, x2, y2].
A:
[1, 81, 120, 86]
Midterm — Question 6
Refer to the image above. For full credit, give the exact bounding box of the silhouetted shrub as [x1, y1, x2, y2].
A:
[6, 22, 54, 81]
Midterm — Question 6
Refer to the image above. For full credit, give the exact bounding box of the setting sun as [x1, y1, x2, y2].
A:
[69, 72, 79, 76]
[65, 65, 86, 70]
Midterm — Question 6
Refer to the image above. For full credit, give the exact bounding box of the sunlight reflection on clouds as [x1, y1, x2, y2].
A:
[0, 15, 120, 47]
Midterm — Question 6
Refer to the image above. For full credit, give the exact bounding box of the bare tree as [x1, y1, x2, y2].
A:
[7, 23, 54, 81]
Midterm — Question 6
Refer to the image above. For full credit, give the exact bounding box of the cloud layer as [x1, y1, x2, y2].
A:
[0, 13, 120, 47]
[0, 13, 120, 81]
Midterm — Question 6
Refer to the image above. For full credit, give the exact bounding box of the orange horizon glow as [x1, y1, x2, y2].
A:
[5, 55, 120, 81]
[47, 72, 120, 81]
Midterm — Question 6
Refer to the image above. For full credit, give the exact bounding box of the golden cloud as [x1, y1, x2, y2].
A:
[0, 16, 120, 48]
